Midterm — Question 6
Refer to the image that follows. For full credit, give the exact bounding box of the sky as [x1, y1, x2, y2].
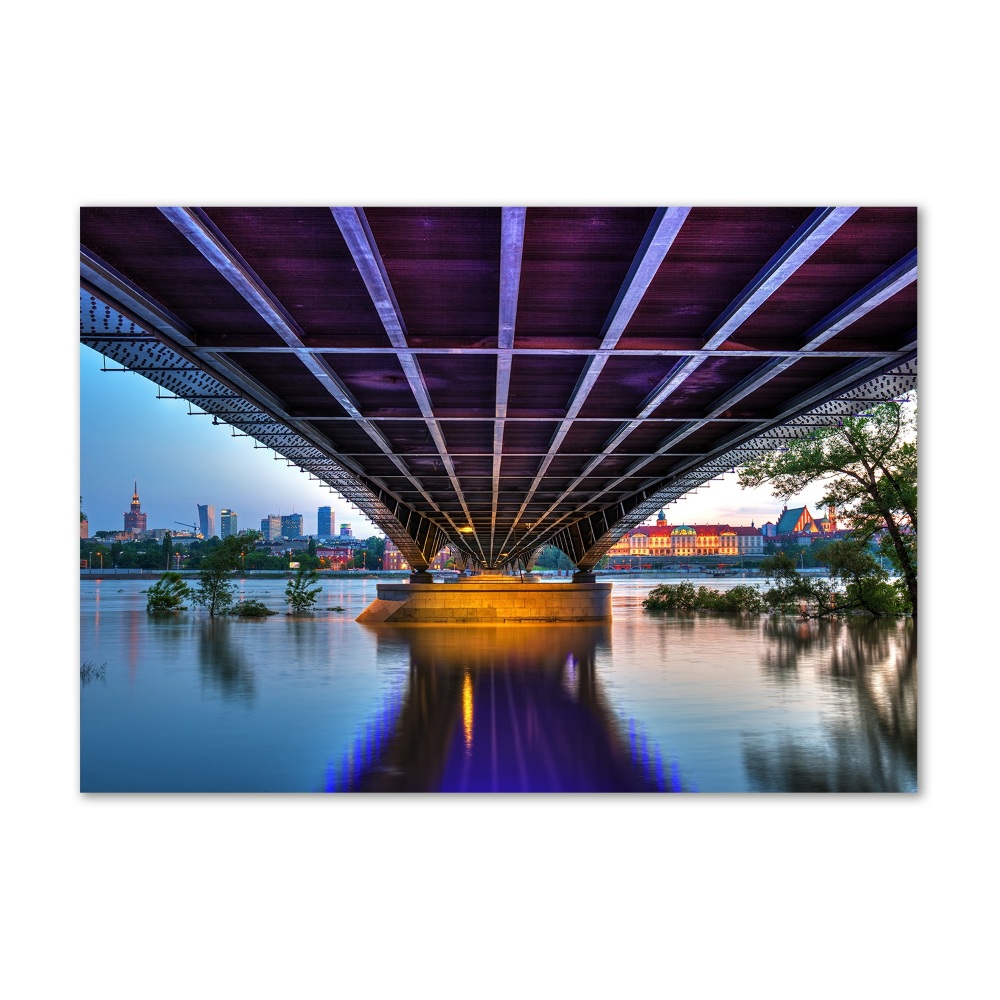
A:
[80, 341, 807, 541]
[80, 344, 382, 538]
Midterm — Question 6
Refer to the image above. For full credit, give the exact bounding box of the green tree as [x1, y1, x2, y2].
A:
[285, 566, 322, 613]
[307, 538, 317, 559]
[365, 535, 386, 564]
[191, 533, 255, 616]
[162, 531, 174, 570]
[818, 539, 910, 617]
[145, 572, 193, 613]
[532, 545, 576, 571]
[739, 399, 917, 618]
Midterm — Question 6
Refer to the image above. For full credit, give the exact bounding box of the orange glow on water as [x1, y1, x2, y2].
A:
[462, 670, 473, 754]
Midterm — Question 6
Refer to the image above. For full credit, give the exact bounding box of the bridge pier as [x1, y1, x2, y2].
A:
[356, 575, 612, 624]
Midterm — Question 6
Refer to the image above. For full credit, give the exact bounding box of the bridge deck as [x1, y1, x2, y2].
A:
[80, 207, 917, 570]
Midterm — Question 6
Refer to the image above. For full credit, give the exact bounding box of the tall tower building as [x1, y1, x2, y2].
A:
[220, 508, 237, 539]
[317, 506, 333, 538]
[340, 522, 353, 538]
[197, 503, 216, 539]
[261, 514, 281, 541]
[123, 481, 147, 537]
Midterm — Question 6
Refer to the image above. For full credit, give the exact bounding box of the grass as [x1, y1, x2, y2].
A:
[80, 660, 107, 682]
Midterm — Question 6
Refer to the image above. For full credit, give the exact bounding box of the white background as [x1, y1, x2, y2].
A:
[4, 3, 992, 997]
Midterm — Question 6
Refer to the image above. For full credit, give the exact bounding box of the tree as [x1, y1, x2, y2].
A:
[739, 399, 917, 618]
[162, 531, 174, 570]
[364, 535, 386, 564]
[818, 540, 910, 617]
[145, 572, 193, 613]
[285, 566, 322, 613]
[190, 532, 255, 617]
[532, 545, 576, 571]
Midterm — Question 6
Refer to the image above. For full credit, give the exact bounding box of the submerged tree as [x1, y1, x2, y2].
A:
[145, 572, 193, 613]
[739, 399, 917, 618]
[190, 531, 260, 617]
[285, 566, 322, 613]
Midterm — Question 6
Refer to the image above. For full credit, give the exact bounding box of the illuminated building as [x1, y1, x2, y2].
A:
[318, 506, 333, 538]
[220, 508, 237, 539]
[605, 504, 837, 564]
[281, 513, 304, 539]
[382, 536, 453, 571]
[123, 481, 147, 537]
[197, 503, 216, 539]
[260, 514, 281, 541]
[382, 536, 408, 570]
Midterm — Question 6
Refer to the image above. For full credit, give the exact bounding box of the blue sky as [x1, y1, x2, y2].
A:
[80, 344, 382, 538]
[79, 343, 803, 539]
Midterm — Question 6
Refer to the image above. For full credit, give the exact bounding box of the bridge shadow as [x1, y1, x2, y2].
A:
[328, 624, 684, 793]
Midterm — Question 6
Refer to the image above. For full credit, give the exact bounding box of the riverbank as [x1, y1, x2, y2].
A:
[79, 567, 835, 582]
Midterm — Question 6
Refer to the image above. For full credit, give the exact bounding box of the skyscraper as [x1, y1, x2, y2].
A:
[220, 508, 237, 539]
[339, 523, 353, 538]
[123, 481, 147, 536]
[281, 513, 304, 539]
[197, 503, 216, 539]
[317, 506, 333, 538]
[261, 514, 281, 541]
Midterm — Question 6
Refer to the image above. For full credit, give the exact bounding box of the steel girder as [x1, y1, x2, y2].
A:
[80, 290, 454, 571]
[80, 207, 917, 573]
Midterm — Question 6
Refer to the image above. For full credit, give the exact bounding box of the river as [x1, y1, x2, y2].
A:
[79, 574, 916, 792]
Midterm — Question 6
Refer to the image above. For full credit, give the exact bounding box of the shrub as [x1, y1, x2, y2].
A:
[226, 599, 278, 618]
[146, 572, 193, 612]
[285, 567, 322, 613]
[716, 585, 768, 614]
[643, 581, 699, 611]
[642, 582, 766, 613]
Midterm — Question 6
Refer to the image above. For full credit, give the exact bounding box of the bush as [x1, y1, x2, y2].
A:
[643, 581, 699, 611]
[716, 585, 768, 613]
[285, 567, 322, 613]
[844, 578, 910, 617]
[226, 599, 278, 618]
[146, 572, 193, 612]
[642, 582, 766, 613]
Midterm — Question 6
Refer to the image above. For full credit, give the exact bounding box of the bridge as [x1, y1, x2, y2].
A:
[80, 207, 917, 575]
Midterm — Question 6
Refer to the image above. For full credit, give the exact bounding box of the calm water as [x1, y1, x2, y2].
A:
[79, 575, 916, 793]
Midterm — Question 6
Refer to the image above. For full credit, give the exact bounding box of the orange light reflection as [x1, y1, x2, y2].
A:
[462, 669, 473, 754]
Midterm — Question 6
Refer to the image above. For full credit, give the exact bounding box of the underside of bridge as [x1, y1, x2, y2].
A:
[80, 207, 917, 572]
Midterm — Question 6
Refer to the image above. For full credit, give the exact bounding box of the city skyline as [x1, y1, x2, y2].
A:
[81, 343, 821, 542]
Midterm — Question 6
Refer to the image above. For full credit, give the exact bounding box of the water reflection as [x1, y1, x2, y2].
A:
[331, 624, 686, 792]
[743, 619, 916, 791]
[197, 620, 256, 701]
[758, 616, 833, 677]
